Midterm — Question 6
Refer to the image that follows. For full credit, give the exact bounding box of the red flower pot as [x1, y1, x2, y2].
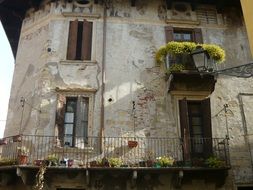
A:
[18, 155, 28, 165]
[128, 140, 138, 148]
[68, 159, 74, 167]
[34, 159, 43, 166]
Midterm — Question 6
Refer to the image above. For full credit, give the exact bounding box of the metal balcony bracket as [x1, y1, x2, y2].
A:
[215, 62, 253, 78]
[16, 168, 28, 185]
[86, 170, 90, 186]
[174, 170, 184, 188]
[131, 170, 138, 188]
[16, 167, 36, 185]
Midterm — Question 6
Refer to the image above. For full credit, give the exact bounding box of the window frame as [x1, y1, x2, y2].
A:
[55, 91, 94, 147]
[165, 26, 203, 43]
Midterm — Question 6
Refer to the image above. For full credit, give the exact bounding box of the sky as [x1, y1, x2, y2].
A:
[0, 22, 15, 138]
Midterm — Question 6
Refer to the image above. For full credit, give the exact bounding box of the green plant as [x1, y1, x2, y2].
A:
[155, 41, 225, 65]
[17, 146, 29, 156]
[205, 156, 226, 168]
[156, 156, 174, 167]
[166, 63, 185, 74]
[202, 44, 225, 63]
[0, 158, 18, 166]
[46, 154, 59, 166]
[108, 157, 123, 167]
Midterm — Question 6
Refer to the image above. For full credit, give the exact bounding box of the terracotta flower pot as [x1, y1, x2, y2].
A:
[128, 140, 138, 148]
[18, 155, 28, 165]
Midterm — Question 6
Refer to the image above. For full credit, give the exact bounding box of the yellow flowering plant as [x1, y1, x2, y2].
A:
[155, 41, 225, 65]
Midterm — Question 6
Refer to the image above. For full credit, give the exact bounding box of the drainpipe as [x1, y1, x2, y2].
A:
[237, 93, 253, 174]
[100, 1, 108, 152]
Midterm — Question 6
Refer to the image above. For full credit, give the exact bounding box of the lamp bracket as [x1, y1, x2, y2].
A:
[214, 62, 253, 78]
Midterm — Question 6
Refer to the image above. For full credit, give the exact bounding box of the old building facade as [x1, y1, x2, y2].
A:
[0, 0, 253, 189]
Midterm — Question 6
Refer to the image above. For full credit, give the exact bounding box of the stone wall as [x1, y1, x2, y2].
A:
[3, 0, 253, 189]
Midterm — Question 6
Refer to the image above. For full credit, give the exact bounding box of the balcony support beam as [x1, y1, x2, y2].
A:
[173, 170, 184, 188]
[16, 167, 36, 185]
[86, 170, 90, 186]
[131, 170, 138, 188]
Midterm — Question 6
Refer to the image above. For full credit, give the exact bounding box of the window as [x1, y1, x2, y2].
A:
[67, 19, 92, 61]
[179, 98, 212, 160]
[173, 30, 193, 42]
[55, 94, 91, 147]
[165, 26, 203, 43]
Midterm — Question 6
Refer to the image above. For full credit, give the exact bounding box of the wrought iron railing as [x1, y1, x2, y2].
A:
[0, 135, 230, 168]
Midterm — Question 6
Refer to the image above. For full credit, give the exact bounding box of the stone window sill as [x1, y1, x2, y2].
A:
[60, 60, 97, 66]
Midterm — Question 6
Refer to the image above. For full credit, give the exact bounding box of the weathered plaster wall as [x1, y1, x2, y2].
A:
[3, 0, 253, 189]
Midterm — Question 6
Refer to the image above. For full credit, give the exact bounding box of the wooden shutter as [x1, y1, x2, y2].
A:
[81, 20, 93, 60]
[165, 26, 174, 43]
[67, 19, 78, 60]
[194, 28, 203, 44]
[201, 98, 213, 157]
[179, 98, 191, 161]
[55, 94, 66, 146]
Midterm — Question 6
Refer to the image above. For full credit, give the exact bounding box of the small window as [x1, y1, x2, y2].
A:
[173, 30, 193, 42]
[165, 26, 203, 43]
[67, 19, 93, 61]
[56, 95, 90, 147]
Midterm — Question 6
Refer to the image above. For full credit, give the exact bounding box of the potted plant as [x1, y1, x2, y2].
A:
[46, 154, 59, 166]
[108, 158, 123, 167]
[34, 159, 44, 166]
[68, 159, 74, 167]
[205, 156, 226, 168]
[0, 158, 18, 166]
[156, 156, 174, 167]
[17, 146, 29, 165]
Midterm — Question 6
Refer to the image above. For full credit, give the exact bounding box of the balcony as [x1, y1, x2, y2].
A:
[0, 135, 230, 169]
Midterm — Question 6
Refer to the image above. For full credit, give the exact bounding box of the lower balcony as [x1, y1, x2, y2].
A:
[0, 135, 230, 170]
